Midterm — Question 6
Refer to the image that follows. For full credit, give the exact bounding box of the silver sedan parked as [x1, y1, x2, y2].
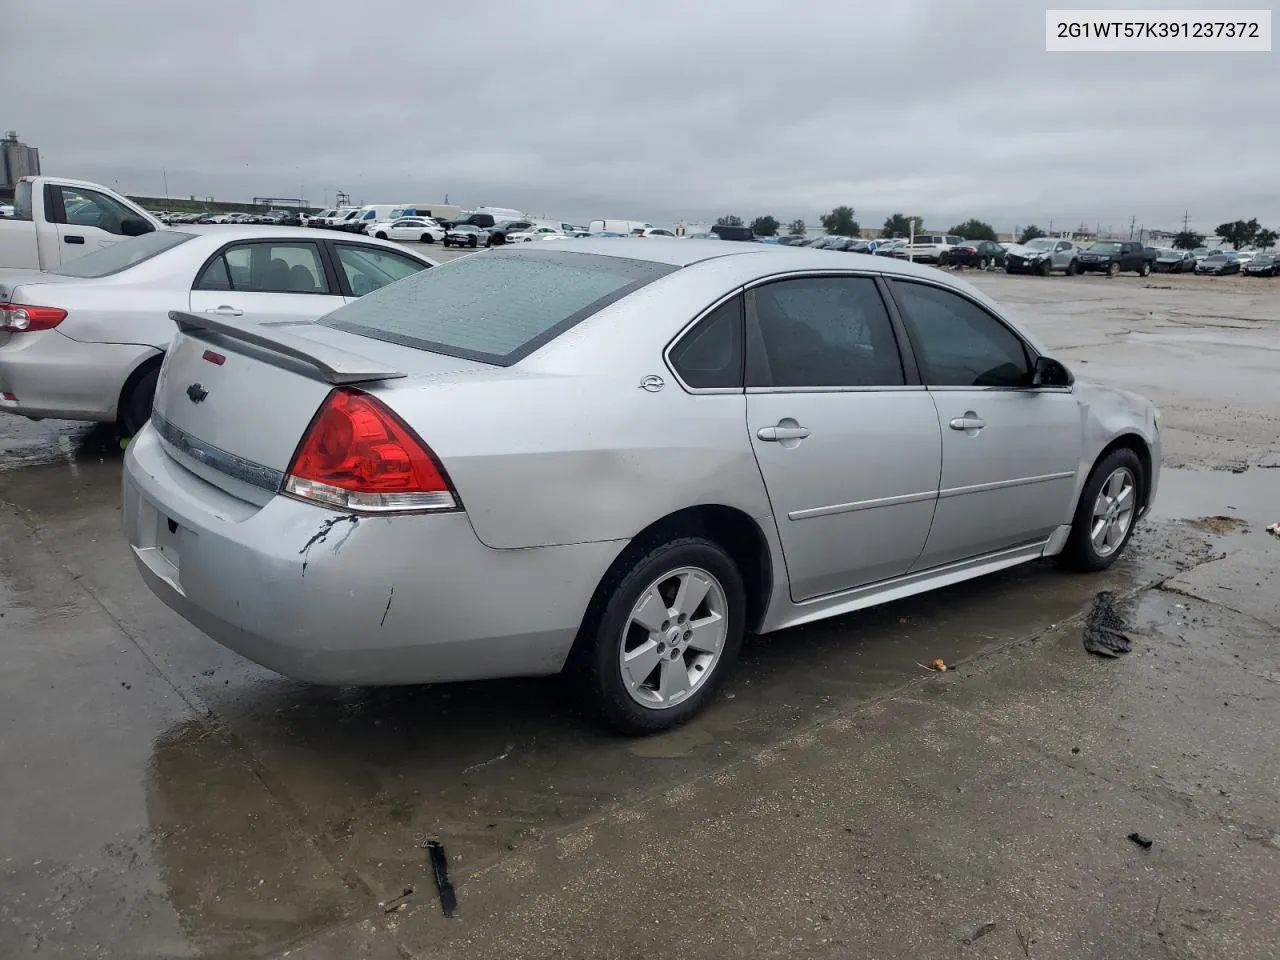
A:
[123, 241, 1161, 733]
[0, 227, 435, 434]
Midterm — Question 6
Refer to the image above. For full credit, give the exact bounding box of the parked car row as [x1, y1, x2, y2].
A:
[156, 210, 309, 226]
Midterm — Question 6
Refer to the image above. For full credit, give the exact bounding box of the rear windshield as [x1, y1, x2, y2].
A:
[51, 230, 194, 277]
[320, 249, 676, 366]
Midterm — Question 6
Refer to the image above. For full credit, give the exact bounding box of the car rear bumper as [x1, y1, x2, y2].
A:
[0, 330, 153, 422]
[123, 425, 625, 685]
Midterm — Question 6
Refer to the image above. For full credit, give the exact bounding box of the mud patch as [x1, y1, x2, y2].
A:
[1186, 515, 1249, 535]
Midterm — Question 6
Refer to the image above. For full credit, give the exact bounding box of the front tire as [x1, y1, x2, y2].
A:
[577, 537, 745, 734]
[1139, 261, 1151, 277]
[375, 231, 388, 240]
[469, 237, 478, 248]
[1039, 258, 1052, 277]
[1059, 448, 1143, 572]
[421, 234, 435, 244]
[1106, 262, 1120, 278]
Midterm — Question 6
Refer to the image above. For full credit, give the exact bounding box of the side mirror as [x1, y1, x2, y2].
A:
[120, 217, 154, 237]
[1032, 355, 1073, 388]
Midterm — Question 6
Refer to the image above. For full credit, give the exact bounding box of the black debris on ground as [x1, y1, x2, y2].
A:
[427, 840, 458, 918]
[1128, 831, 1154, 850]
[1083, 590, 1132, 657]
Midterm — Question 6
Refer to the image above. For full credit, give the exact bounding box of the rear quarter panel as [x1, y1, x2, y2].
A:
[365, 259, 777, 549]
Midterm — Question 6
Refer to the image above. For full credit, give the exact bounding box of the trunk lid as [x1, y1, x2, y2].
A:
[151, 312, 490, 504]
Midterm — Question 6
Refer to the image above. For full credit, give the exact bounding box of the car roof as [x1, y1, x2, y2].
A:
[523, 236, 1001, 281]
[169, 225, 434, 257]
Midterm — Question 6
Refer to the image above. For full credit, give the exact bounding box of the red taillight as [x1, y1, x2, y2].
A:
[283, 388, 458, 514]
[0, 303, 67, 333]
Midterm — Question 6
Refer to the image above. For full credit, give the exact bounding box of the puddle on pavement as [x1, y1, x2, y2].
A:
[1150, 466, 1276, 534]
[0, 418, 120, 472]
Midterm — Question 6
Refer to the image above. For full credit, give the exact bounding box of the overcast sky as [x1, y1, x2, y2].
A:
[4, 0, 1276, 232]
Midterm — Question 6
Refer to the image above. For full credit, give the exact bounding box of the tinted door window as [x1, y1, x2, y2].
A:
[194, 242, 329, 293]
[748, 276, 905, 388]
[335, 244, 429, 296]
[56, 186, 140, 235]
[668, 296, 743, 389]
[888, 280, 1031, 388]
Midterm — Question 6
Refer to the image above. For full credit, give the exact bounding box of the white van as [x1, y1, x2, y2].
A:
[473, 205, 526, 222]
[588, 219, 653, 235]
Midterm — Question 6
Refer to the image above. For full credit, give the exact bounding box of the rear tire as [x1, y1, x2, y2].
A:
[1065, 259, 1079, 276]
[421, 234, 435, 243]
[575, 537, 745, 734]
[118, 365, 159, 438]
[1059, 448, 1143, 572]
[979, 256, 990, 270]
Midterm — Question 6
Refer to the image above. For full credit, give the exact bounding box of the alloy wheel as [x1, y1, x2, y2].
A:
[1090, 467, 1136, 558]
[618, 566, 728, 709]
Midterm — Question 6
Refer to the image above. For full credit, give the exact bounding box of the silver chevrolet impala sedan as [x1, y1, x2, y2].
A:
[124, 240, 1160, 733]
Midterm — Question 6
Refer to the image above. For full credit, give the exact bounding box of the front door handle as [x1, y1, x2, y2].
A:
[757, 424, 811, 442]
[206, 305, 244, 317]
[64, 235, 85, 244]
[949, 413, 987, 432]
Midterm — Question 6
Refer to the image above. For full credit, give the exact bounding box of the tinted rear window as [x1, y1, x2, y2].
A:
[320, 249, 676, 366]
[51, 230, 194, 277]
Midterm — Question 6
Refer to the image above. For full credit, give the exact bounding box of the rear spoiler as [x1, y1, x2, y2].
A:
[170, 311, 405, 385]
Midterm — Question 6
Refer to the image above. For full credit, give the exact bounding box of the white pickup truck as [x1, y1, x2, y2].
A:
[0, 176, 162, 271]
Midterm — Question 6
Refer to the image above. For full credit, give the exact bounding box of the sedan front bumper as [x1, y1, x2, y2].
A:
[123, 425, 625, 685]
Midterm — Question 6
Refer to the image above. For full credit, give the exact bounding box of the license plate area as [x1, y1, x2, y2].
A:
[156, 512, 182, 572]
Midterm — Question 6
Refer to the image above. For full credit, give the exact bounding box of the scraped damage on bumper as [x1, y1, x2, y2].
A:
[123, 426, 626, 686]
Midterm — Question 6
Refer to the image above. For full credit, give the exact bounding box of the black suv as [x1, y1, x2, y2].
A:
[710, 223, 755, 242]
[1076, 240, 1157, 277]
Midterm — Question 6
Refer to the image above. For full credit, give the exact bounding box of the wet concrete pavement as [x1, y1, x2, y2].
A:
[1, 272, 1277, 958]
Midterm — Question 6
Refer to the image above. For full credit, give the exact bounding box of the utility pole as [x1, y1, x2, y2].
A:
[1128, 215, 1137, 239]
[1181, 210, 1191, 233]
[1048, 218, 1054, 235]
[162, 167, 169, 200]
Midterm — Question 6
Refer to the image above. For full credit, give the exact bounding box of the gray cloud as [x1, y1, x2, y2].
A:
[4, 0, 1276, 233]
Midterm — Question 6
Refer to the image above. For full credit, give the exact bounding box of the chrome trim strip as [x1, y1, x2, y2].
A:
[788, 489, 936, 521]
[746, 384, 925, 395]
[938, 471, 1075, 499]
[151, 413, 285, 492]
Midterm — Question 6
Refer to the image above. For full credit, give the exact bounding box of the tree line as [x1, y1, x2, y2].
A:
[715, 209, 1278, 250]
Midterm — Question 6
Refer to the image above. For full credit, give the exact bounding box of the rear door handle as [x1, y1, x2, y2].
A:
[757, 425, 811, 442]
[206, 305, 244, 317]
[949, 414, 987, 432]
[64, 235, 85, 244]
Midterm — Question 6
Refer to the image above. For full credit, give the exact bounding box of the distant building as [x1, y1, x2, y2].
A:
[1, 131, 40, 189]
